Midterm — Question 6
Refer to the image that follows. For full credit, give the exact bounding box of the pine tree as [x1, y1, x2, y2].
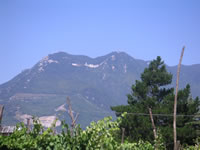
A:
[111, 56, 200, 147]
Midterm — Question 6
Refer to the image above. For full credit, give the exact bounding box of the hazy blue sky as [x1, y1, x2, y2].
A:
[0, 0, 200, 84]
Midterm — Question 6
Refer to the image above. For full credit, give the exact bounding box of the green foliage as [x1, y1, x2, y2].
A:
[127, 56, 173, 107]
[111, 56, 200, 148]
[119, 141, 155, 150]
[0, 115, 162, 150]
[184, 137, 200, 150]
[1, 113, 199, 149]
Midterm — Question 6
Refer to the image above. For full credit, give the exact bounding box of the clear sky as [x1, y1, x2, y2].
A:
[0, 0, 200, 84]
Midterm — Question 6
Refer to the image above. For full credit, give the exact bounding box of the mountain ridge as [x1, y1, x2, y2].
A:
[0, 51, 199, 127]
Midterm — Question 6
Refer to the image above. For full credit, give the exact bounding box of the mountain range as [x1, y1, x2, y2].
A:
[0, 51, 199, 128]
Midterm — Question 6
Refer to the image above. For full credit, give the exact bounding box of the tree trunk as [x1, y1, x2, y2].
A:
[149, 108, 157, 139]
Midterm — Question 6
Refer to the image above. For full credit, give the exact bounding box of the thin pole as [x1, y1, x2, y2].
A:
[0, 105, 4, 128]
[173, 46, 185, 150]
[121, 128, 125, 144]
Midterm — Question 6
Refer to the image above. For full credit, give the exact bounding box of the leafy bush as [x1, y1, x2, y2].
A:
[0, 114, 161, 150]
[2, 114, 198, 149]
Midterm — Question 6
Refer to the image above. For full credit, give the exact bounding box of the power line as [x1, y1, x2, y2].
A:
[115, 112, 200, 117]
[73, 110, 200, 117]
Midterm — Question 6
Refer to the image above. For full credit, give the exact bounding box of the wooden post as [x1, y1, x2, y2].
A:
[173, 46, 185, 150]
[176, 140, 181, 150]
[53, 125, 56, 135]
[121, 128, 125, 144]
[0, 105, 4, 128]
[26, 118, 30, 132]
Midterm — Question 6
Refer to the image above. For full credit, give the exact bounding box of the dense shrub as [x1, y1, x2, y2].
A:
[0, 114, 159, 150]
[1, 114, 198, 150]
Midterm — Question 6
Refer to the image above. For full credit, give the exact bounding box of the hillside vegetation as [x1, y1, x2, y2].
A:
[0, 52, 200, 129]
